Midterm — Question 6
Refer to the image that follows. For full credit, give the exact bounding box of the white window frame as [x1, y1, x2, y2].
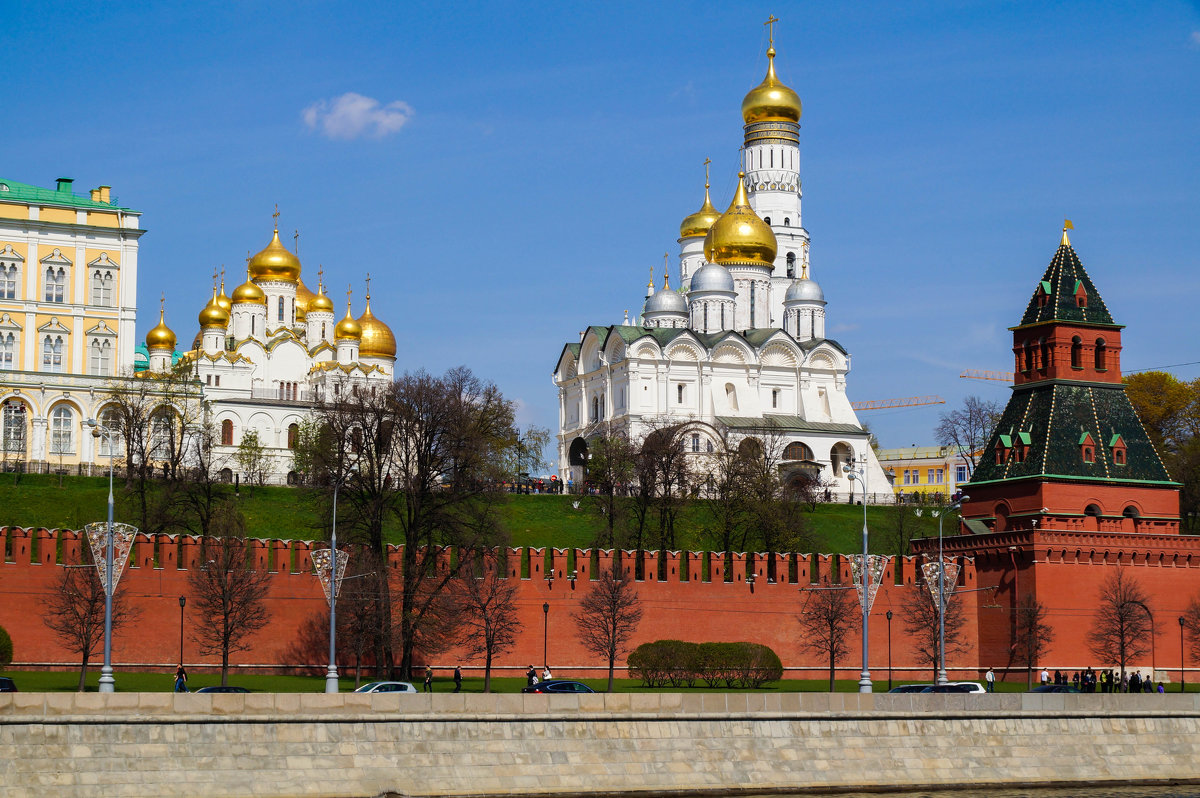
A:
[50, 405, 75, 455]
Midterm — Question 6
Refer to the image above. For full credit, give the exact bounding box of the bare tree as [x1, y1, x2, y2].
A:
[188, 501, 273, 685]
[934, 395, 1002, 476]
[797, 584, 860, 691]
[452, 552, 521, 692]
[1012, 593, 1056, 688]
[635, 420, 694, 575]
[1182, 593, 1200, 665]
[1087, 568, 1153, 683]
[178, 416, 231, 538]
[582, 423, 638, 548]
[42, 558, 138, 691]
[901, 582, 969, 681]
[574, 569, 643, 692]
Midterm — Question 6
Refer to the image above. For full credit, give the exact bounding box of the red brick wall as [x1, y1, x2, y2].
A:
[4, 525, 1186, 684]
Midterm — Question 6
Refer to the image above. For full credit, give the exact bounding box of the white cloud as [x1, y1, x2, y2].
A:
[302, 92, 414, 140]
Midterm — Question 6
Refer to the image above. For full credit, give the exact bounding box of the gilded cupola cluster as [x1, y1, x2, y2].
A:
[248, 227, 302, 283]
[146, 305, 176, 350]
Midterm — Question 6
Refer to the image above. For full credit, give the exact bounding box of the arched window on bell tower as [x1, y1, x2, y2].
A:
[1094, 338, 1107, 370]
[1071, 336, 1083, 369]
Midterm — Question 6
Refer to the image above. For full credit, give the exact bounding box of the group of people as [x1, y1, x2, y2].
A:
[526, 665, 553, 686]
[1045, 667, 1165, 693]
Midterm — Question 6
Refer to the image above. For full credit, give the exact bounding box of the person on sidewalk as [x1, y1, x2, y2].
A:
[453, 666, 462, 693]
[174, 665, 188, 693]
[424, 666, 433, 693]
[985, 667, 995, 693]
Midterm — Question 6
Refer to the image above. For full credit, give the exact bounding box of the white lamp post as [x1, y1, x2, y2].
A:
[843, 458, 872, 693]
[921, 495, 969, 685]
[86, 418, 117, 693]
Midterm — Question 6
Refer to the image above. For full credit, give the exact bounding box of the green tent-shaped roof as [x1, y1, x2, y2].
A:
[1017, 238, 1116, 328]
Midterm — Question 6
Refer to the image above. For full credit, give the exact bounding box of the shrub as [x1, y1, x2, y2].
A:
[0, 625, 12, 668]
[628, 639, 781, 689]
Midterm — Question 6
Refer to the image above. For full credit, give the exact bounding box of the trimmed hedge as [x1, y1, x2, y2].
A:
[628, 640, 782, 689]
[0, 625, 11, 668]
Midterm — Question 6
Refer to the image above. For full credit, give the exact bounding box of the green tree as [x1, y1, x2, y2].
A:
[0, 625, 12, 668]
[1124, 372, 1200, 530]
[235, 429, 272, 487]
[581, 423, 638, 549]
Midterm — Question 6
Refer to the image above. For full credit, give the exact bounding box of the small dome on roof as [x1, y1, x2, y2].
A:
[689, 262, 735, 294]
[784, 277, 825, 303]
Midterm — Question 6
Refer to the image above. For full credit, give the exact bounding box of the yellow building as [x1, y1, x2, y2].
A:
[875, 445, 975, 501]
[0, 176, 145, 472]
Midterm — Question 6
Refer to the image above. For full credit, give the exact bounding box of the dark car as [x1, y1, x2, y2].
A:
[0, 676, 16, 692]
[521, 680, 596, 694]
[1029, 684, 1081, 693]
[887, 684, 932, 693]
[195, 686, 250, 694]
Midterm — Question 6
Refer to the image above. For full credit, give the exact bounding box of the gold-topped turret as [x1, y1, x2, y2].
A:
[215, 268, 232, 313]
[198, 286, 230, 328]
[248, 212, 301, 283]
[146, 298, 177, 350]
[679, 159, 721, 239]
[703, 173, 778, 266]
[741, 18, 802, 125]
[335, 287, 362, 340]
[357, 276, 396, 359]
[1061, 219, 1073, 247]
[232, 264, 266, 305]
[308, 269, 335, 313]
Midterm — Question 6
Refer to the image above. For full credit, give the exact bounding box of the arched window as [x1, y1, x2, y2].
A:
[783, 218, 790, 227]
[2, 401, 27, 454]
[49, 405, 74, 455]
[1083, 446, 1094, 463]
[221, 419, 234, 446]
[764, 217, 771, 226]
[44, 266, 66, 302]
[1094, 338, 1106, 370]
[0, 332, 14, 370]
[1039, 338, 1050, 370]
[771, 389, 779, 409]
[786, 252, 795, 278]
[725, 383, 739, 412]
[784, 442, 814, 461]
[150, 410, 173, 460]
[0, 264, 18, 299]
[89, 339, 112, 375]
[277, 296, 285, 322]
[1084, 504, 1102, 517]
[1023, 341, 1033, 372]
[1114, 448, 1125, 465]
[287, 423, 299, 449]
[1071, 336, 1082, 369]
[591, 396, 599, 421]
[96, 407, 122, 457]
[42, 335, 64, 372]
[691, 433, 700, 452]
[677, 384, 684, 404]
[91, 270, 114, 306]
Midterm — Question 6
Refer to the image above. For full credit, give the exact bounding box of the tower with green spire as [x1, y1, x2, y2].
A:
[961, 224, 1180, 536]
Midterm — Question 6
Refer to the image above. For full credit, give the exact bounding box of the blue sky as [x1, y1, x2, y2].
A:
[3, 1, 1198, 455]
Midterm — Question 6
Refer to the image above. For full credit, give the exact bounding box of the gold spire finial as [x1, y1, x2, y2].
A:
[212, 267, 218, 289]
[160, 293, 165, 315]
[365, 272, 371, 302]
[1061, 219, 1073, 247]
[648, 264, 654, 292]
[220, 266, 226, 290]
[703, 157, 711, 189]
[272, 204, 280, 231]
[801, 259, 809, 279]
[293, 229, 299, 254]
[765, 14, 779, 49]
[662, 253, 670, 289]
[317, 266, 324, 291]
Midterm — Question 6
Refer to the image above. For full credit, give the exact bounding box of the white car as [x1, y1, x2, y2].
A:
[353, 681, 418, 694]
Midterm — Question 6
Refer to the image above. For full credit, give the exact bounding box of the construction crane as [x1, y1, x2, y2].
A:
[851, 396, 945, 411]
[959, 369, 1014, 382]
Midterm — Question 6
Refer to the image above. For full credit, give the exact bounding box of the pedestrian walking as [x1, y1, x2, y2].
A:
[174, 665, 188, 693]
[985, 668, 995, 692]
[424, 666, 433, 693]
[543, 666, 553, 681]
[453, 666, 462, 693]
[526, 665, 536, 686]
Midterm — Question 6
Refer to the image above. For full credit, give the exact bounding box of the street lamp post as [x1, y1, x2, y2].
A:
[326, 479, 342, 694]
[933, 496, 968, 685]
[843, 459, 872, 693]
[1180, 616, 1187, 693]
[542, 602, 550, 671]
[88, 419, 117, 693]
[886, 610, 893, 691]
[178, 596, 186, 667]
[1128, 600, 1156, 682]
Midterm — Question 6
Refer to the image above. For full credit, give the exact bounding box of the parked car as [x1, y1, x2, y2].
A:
[1029, 684, 1081, 693]
[521, 680, 596, 694]
[887, 684, 933, 693]
[354, 681, 418, 694]
[195, 686, 250, 694]
[920, 682, 986, 693]
[0, 676, 16, 692]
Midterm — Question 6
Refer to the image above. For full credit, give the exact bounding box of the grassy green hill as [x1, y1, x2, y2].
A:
[0, 473, 942, 555]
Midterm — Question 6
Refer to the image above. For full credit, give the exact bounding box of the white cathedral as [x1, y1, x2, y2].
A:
[143, 224, 396, 483]
[553, 34, 889, 500]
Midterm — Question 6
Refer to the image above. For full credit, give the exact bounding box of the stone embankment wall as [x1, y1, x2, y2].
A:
[5, 691, 1200, 798]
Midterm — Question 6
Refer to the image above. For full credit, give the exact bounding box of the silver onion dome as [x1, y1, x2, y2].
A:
[784, 277, 825, 303]
[689, 262, 735, 293]
[644, 287, 689, 315]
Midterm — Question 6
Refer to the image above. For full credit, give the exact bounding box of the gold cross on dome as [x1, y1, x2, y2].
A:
[764, 15, 779, 47]
[317, 266, 324, 289]
[293, 229, 300, 254]
[272, 204, 280, 230]
[365, 272, 371, 300]
[703, 157, 711, 188]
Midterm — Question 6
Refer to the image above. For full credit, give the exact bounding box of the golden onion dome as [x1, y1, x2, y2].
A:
[741, 46, 802, 125]
[679, 183, 721, 239]
[248, 227, 301, 283]
[357, 295, 396, 358]
[296, 279, 316, 313]
[703, 173, 777, 266]
[335, 297, 362, 340]
[198, 289, 230, 328]
[308, 279, 335, 313]
[146, 307, 177, 350]
[231, 270, 267, 305]
[215, 279, 232, 313]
